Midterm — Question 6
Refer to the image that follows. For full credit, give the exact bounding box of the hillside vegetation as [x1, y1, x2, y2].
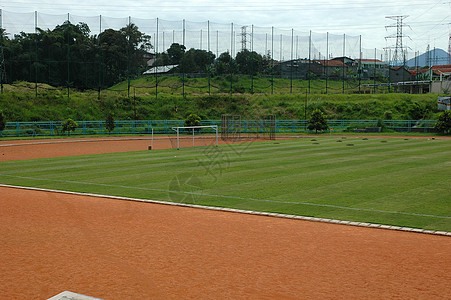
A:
[0, 79, 441, 122]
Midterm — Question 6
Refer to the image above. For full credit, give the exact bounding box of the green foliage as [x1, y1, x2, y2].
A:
[105, 113, 115, 133]
[434, 111, 451, 135]
[4, 21, 151, 89]
[0, 77, 441, 122]
[215, 51, 234, 75]
[235, 49, 264, 75]
[61, 118, 78, 135]
[308, 109, 328, 133]
[184, 113, 201, 127]
[167, 43, 186, 65]
[0, 110, 6, 134]
[181, 48, 215, 73]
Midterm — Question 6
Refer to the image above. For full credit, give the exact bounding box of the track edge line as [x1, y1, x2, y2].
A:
[1, 183, 450, 237]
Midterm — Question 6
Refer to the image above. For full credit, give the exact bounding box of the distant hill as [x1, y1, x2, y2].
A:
[406, 48, 450, 67]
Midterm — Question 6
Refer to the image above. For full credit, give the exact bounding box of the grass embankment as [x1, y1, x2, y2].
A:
[0, 78, 441, 122]
[0, 137, 449, 231]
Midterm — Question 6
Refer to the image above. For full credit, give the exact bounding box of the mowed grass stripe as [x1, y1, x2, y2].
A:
[0, 137, 450, 231]
[0, 138, 446, 189]
[197, 140, 449, 196]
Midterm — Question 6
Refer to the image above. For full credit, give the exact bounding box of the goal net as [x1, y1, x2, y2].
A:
[171, 125, 218, 150]
[221, 115, 276, 141]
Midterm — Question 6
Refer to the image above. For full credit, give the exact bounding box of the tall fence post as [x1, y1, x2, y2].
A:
[342, 33, 345, 94]
[182, 19, 185, 98]
[98, 15, 102, 101]
[208, 20, 211, 95]
[155, 18, 159, 102]
[271, 26, 274, 95]
[66, 13, 70, 100]
[251, 25, 254, 94]
[326, 32, 329, 94]
[127, 16, 131, 99]
[230, 22, 233, 95]
[290, 29, 293, 94]
[308, 30, 311, 94]
[34, 11, 38, 97]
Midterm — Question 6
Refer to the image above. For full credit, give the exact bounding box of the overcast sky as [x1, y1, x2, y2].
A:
[1, 0, 450, 58]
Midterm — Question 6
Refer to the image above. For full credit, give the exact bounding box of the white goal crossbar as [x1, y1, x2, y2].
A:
[171, 125, 218, 150]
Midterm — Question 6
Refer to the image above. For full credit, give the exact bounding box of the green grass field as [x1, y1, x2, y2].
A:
[1, 137, 450, 231]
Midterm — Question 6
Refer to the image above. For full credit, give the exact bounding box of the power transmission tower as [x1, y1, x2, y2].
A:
[384, 15, 410, 67]
[240, 26, 249, 51]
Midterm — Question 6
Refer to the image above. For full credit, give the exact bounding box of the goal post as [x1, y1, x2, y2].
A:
[171, 125, 218, 150]
[221, 114, 276, 141]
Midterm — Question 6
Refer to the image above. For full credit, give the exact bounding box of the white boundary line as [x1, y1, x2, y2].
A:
[1, 183, 450, 237]
[0, 137, 154, 147]
[1, 174, 450, 220]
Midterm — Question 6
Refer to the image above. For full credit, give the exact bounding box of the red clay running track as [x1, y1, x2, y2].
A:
[0, 136, 450, 299]
[1, 135, 449, 161]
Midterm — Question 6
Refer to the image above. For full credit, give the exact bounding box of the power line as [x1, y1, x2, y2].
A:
[0, 1, 441, 12]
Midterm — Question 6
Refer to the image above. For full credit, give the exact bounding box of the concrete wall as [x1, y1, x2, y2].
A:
[431, 80, 451, 94]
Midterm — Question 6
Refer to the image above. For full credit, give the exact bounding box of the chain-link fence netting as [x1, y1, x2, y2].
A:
[0, 10, 422, 97]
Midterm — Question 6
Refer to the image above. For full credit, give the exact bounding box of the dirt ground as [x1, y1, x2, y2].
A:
[0, 135, 450, 299]
[0, 136, 271, 161]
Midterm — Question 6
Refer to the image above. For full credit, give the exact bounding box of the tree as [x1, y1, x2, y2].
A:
[4, 21, 151, 89]
[235, 49, 263, 75]
[0, 111, 6, 136]
[167, 43, 186, 65]
[435, 110, 451, 135]
[100, 28, 128, 86]
[215, 51, 235, 75]
[61, 118, 78, 135]
[181, 48, 215, 73]
[105, 113, 115, 134]
[184, 113, 201, 127]
[308, 109, 328, 133]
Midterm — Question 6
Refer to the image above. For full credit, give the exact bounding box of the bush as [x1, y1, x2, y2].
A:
[184, 113, 201, 127]
[384, 110, 393, 120]
[61, 118, 78, 135]
[0, 110, 6, 135]
[308, 109, 328, 133]
[435, 111, 451, 135]
[105, 113, 115, 134]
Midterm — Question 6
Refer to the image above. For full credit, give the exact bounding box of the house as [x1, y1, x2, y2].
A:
[314, 59, 349, 79]
[331, 57, 357, 67]
[389, 66, 414, 83]
[355, 59, 389, 80]
[411, 65, 451, 81]
[143, 64, 178, 75]
[278, 59, 321, 79]
[143, 52, 157, 67]
[430, 65, 451, 80]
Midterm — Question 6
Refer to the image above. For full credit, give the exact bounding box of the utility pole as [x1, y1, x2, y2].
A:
[384, 15, 409, 67]
[0, 11, 5, 94]
[448, 31, 451, 65]
[0, 34, 5, 94]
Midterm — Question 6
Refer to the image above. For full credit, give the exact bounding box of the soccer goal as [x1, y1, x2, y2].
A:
[171, 125, 218, 150]
[221, 114, 276, 141]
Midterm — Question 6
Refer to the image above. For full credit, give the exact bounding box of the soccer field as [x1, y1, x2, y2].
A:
[0, 136, 450, 231]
